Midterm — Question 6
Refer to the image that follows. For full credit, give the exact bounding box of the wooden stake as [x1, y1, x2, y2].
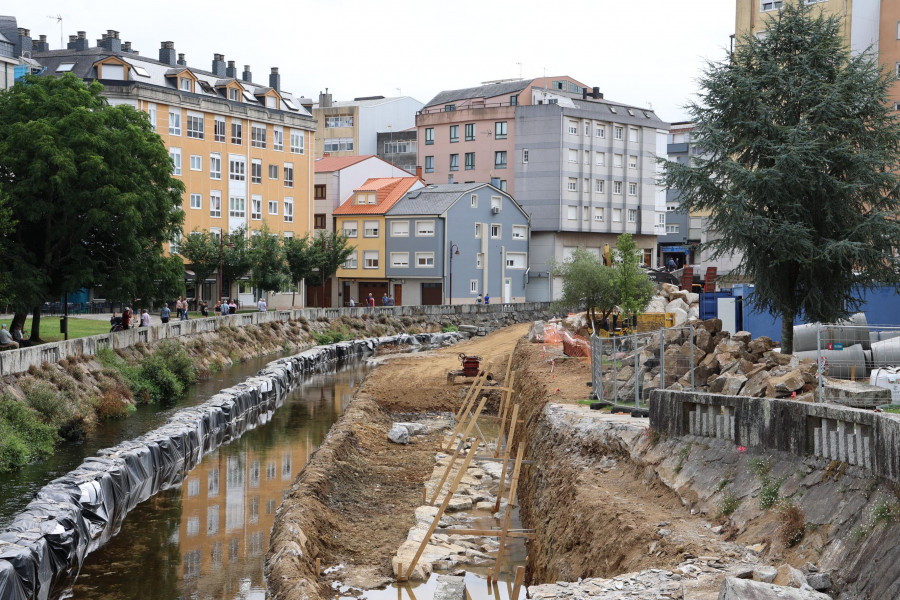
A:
[431, 397, 487, 504]
[493, 404, 520, 513]
[495, 372, 516, 457]
[423, 487, 427, 504]
[397, 561, 404, 583]
[446, 378, 486, 451]
[315, 557, 320, 577]
[404, 444, 479, 580]
[511, 565, 526, 600]
[455, 370, 486, 422]
[493, 444, 525, 575]
[487, 567, 493, 586]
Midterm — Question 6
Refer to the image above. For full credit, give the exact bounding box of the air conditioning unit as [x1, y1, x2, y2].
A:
[491, 206, 500, 215]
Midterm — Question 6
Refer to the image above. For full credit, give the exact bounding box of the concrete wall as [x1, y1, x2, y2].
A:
[651, 389, 900, 483]
[0, 302, 552, 377]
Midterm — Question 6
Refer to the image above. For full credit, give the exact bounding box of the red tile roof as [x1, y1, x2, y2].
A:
[333, 177, 422, 215]
[314, 155, 377, 173]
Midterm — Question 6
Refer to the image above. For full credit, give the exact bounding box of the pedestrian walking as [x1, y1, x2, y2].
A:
[366, 293, 375, 308]
[382, 293, 389, 306]
[476, 294, 483, 305]
[175, 297, 183, 320]
[484, 293, 490, 305]
[257, 297, 267, 312]
[140, 309, 151, 327]
[349, 297, 356, 307]
[160, 304, 171, 324]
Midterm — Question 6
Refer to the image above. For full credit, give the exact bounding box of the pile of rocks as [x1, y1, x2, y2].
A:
[646, 283, 702, 326]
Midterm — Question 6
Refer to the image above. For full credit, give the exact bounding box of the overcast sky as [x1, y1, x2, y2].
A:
[12, 0, 737, 123]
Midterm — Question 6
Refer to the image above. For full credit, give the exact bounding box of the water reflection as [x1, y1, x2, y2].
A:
[70, 360, 371, 600]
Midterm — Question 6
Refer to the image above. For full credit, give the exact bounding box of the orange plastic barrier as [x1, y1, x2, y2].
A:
[561, 330, 591, 360]
[543, 324, 563, 344]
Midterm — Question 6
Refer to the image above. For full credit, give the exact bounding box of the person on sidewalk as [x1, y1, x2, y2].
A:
[484, 293, 490, 305]
[175, 298, 183, 320]
[160, 304, 171, 324]
[140, 309, 151, 327]
[0, 324, 19, 350]
[122, 307, 132, 330]
[11, 324, 31, 347]
[257, 297, 267, 312]
[180, 298, 189, 320]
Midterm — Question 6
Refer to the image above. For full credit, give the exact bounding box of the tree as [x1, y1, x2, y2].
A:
[248, 224, 287, 301]
[284, 234, 321, 308]
[179, 229, 219, 309]
[664, 3, 900, 352]
[612, 234, 655, 324]
[551, 248, 619, 333]
[220, 227, 252, 301]
[0, 73, 183, 340]
[306, 230, 354, 307]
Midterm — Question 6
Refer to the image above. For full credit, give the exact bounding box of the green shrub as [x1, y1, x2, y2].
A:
[778, 500, 806, 547]
[0, 394, 58, 472]
[442, 324, 459, 333]
[21, 380, 75, 428]
[139, 353, 184, 404]
[155, 341, 195, 387]
[720, 490, 740, 517]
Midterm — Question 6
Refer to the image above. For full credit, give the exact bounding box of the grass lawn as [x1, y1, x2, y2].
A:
[2, 317, 111, 343]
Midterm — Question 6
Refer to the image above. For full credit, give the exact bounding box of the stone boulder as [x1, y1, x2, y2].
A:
[395, 422, 427, 436]
[748, 336, 775, 356]
[697, 318, 723, 334]
[672, 307, 688, 326]
[666, 298, 690, 314]
[685, 292, 700, 305]
[388, 425, 410, 444]
[646, 297, 667, 314]
[694, 327, 716, 354]
[434, 575, 467, 600]
[661, 283, 680, 298]
[669, 289, 691, 304]
[742, 370, 771, 397]
[679, 342, 707, 366]
[732, 331, 752, 344]
[529, 320, 545, 342]
[773, 564, 807, 588]
[715, 339, 746, 357]
[766, 370, 805, 397]
[764, 350, 792, 366]
[718, 577, 832, 599]
[709, 374, 747, 395]
[753, 566, 777, 583]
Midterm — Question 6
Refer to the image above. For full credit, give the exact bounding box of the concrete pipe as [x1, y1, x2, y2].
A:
[871, 337, 900, 368]
[794, 343, 868, 379]
[870, 330, 900, 344]
[793, 313, 869, 353]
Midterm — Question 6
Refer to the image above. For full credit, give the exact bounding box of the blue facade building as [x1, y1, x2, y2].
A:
[386, 183, 530, 305]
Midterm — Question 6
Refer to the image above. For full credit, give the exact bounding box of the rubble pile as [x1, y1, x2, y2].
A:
[646, 283, 702, 326]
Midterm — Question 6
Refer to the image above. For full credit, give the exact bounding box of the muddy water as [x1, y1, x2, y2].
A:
[0, 353, 287, 528]
[68, 360, 371, 600]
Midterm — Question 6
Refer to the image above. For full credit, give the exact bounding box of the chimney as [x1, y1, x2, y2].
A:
[177, 53, 187, 66]
[16, 28, 32, 57]
[74, 31, 89, 51]
[32, 34, 49, 52]
[318, 88, 333, 108]
[159, 41, 176, 65]
[226, 60, 237, 78]
[212, 53, 226, 77]
[592, 86, 602, 99]
[98, 29, 121, 52]
[269, 67, 280, 91]
[415, 166, 423, 180]
[242, 64, 252, 82]
[122, 41, 132, 53]
[67, 34, 78, 49]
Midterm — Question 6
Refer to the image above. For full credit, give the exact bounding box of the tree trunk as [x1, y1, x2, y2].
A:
[11, 312, 26, 331]
[30, 306, 42, 342]
[781, 310, 795, 354]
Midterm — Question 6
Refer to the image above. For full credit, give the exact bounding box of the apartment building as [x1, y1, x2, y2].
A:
[333, 177, 424, 305]
[16, 20, 316, 305]
[417, 77, 669, 301]
[313, 91, 423, 158]
[376, 127, 417, 174]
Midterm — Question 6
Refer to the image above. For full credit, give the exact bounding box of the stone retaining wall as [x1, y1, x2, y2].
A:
[0, 302, 552, 377]
[650, 390, 900, 481]
[0, 332, 461, 600]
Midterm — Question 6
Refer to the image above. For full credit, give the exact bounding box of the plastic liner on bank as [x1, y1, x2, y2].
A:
[0, 332, 460, 600]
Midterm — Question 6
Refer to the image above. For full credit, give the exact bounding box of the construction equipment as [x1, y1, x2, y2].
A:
[447, 353, 492, 383]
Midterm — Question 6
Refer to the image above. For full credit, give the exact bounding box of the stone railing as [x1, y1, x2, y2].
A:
[650, 390, 899, 480]
[0, 302, 552, 377]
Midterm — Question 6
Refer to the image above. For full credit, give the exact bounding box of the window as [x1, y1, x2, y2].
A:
[568, 149, 578, 163]
[210, 191, 221, 218]
[629, 128, 638, 142]
[613, 208, 622, 222]
[231, 120, 243, 144]
[476, 253, 483, 269]
[229, 157, 245, 181]
[363, 250, 379, 269]
[594, 207, 604, 222]
[425, 156, 434, 173]
[251, 160, 262, 184]
[628, 155, 638, 169]
[415, 251, 436, 268]
[268, 164, 278, 179]
[170, 231, 182, 255]
[614, 181, 623, 194]
[214, 117, 226, 142]
[470, 194, 478, 208]
[228, 88, 240, 102]
[567, 178, 577, 192]
[761, 0, 782, 11]
[209, 154, 222, 180]
[512, 225, 527, 240]
[490, 224, 501, 238]
[290, 131, 304, 154]
[449, 154, 459, 171]
[595, 179, 605, 193]
[506, 252, 526, 269]
[190, 155, 202, 171]
[325, 115, 354, 128]
[425, 128, 434, 145]
[510, 94, 518, 106]
[583, 206, 590, 221]
[470, 280, 479, 293]
[522, 149, 529, 164]
[314, 214, 326, 229]
[147, 103, 157, 130]
[391, 221, 409, 237]
[284, 163, 294, 187]
[444, 104, 456, 112]
[169, 110, 181, 135]
[475, 223, 483, 238]
[568, 120, 578, 135]
[179, 77, 191, 92]
[56, 62, 75, 73]
[627, 209, 637, 222]
[614, 126, 624, 140]
[190, 193, 202, 209]
[343, 221, 358, 237]
[494, 151, 507, 169]
[495, 121, 508, 139]
[251, 124, 267, 148]
[584, 151, 590, 165]
[284, 198, 294, 222]
[465, 123, 475, 141]
[273, 127, 284, 151]
[251, 196, 262, 220]
[566, 206, 576, 220]
[343, 251, 358, 269]
[391, 252, 409, 268]
[491, 196, 501, 211]
[364, 221, 380, 237]
[314, 184, 326, 200]
[596, 124, 605, 138]
[465, 152, 475, 170]
[628, 182, 637, 196]
[449, 125, 459, 143]
[229, 196, 245, 218]
[499, 179, 507, 192]
[186, 113, 204, 139]
[614, 154, 623, 168]
[356, 191, 376, 205]
[170, 148, 182, 175]
[416, 220, 435, 237]
[268, 200, 278, 215]
[666, 223, 680, 233]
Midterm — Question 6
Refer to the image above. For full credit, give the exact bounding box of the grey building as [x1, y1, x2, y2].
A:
[377, 127, 416, 175]
[658, 122, 699, 269]
[386, 183, 530, 305]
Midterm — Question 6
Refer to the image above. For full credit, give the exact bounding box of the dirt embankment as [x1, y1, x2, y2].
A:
[265, 325, 530, 600]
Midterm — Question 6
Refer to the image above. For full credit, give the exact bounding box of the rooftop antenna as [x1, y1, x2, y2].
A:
[46, 14, 62, 49]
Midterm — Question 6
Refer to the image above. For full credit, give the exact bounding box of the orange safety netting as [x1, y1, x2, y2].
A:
[561, 330, 591, 360]
[543, 324, 563, 343]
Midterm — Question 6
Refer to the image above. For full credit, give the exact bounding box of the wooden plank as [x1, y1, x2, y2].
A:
[511, 566, 526, 600]
[455, 370, 486, 422]
[446, 378, 486, 451]
[431, 397, 487, 504]
[493, 404, 520, 514]
[495, 372, 516, 457]
[404, 444, 479, 580]
[493, 444, 525, 575]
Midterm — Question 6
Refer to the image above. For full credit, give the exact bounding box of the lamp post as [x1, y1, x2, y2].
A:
[448, 241, 460, 305]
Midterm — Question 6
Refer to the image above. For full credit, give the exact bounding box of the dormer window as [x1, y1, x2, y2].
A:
[56, 63, 75, 73]
[356, 191, 376, 205]
[179, 78, 192, 92]
[229, 88, 240, 102]
[266, 96, 277, 109]
[102, 64, 125, 80]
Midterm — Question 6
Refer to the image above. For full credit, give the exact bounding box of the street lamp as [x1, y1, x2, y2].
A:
[448, 241, 460, 305]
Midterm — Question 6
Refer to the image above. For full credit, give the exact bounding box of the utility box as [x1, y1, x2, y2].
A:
[870, 367, 900, 404]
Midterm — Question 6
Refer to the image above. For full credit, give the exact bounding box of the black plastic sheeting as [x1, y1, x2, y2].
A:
[0, 332, 460, 600]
